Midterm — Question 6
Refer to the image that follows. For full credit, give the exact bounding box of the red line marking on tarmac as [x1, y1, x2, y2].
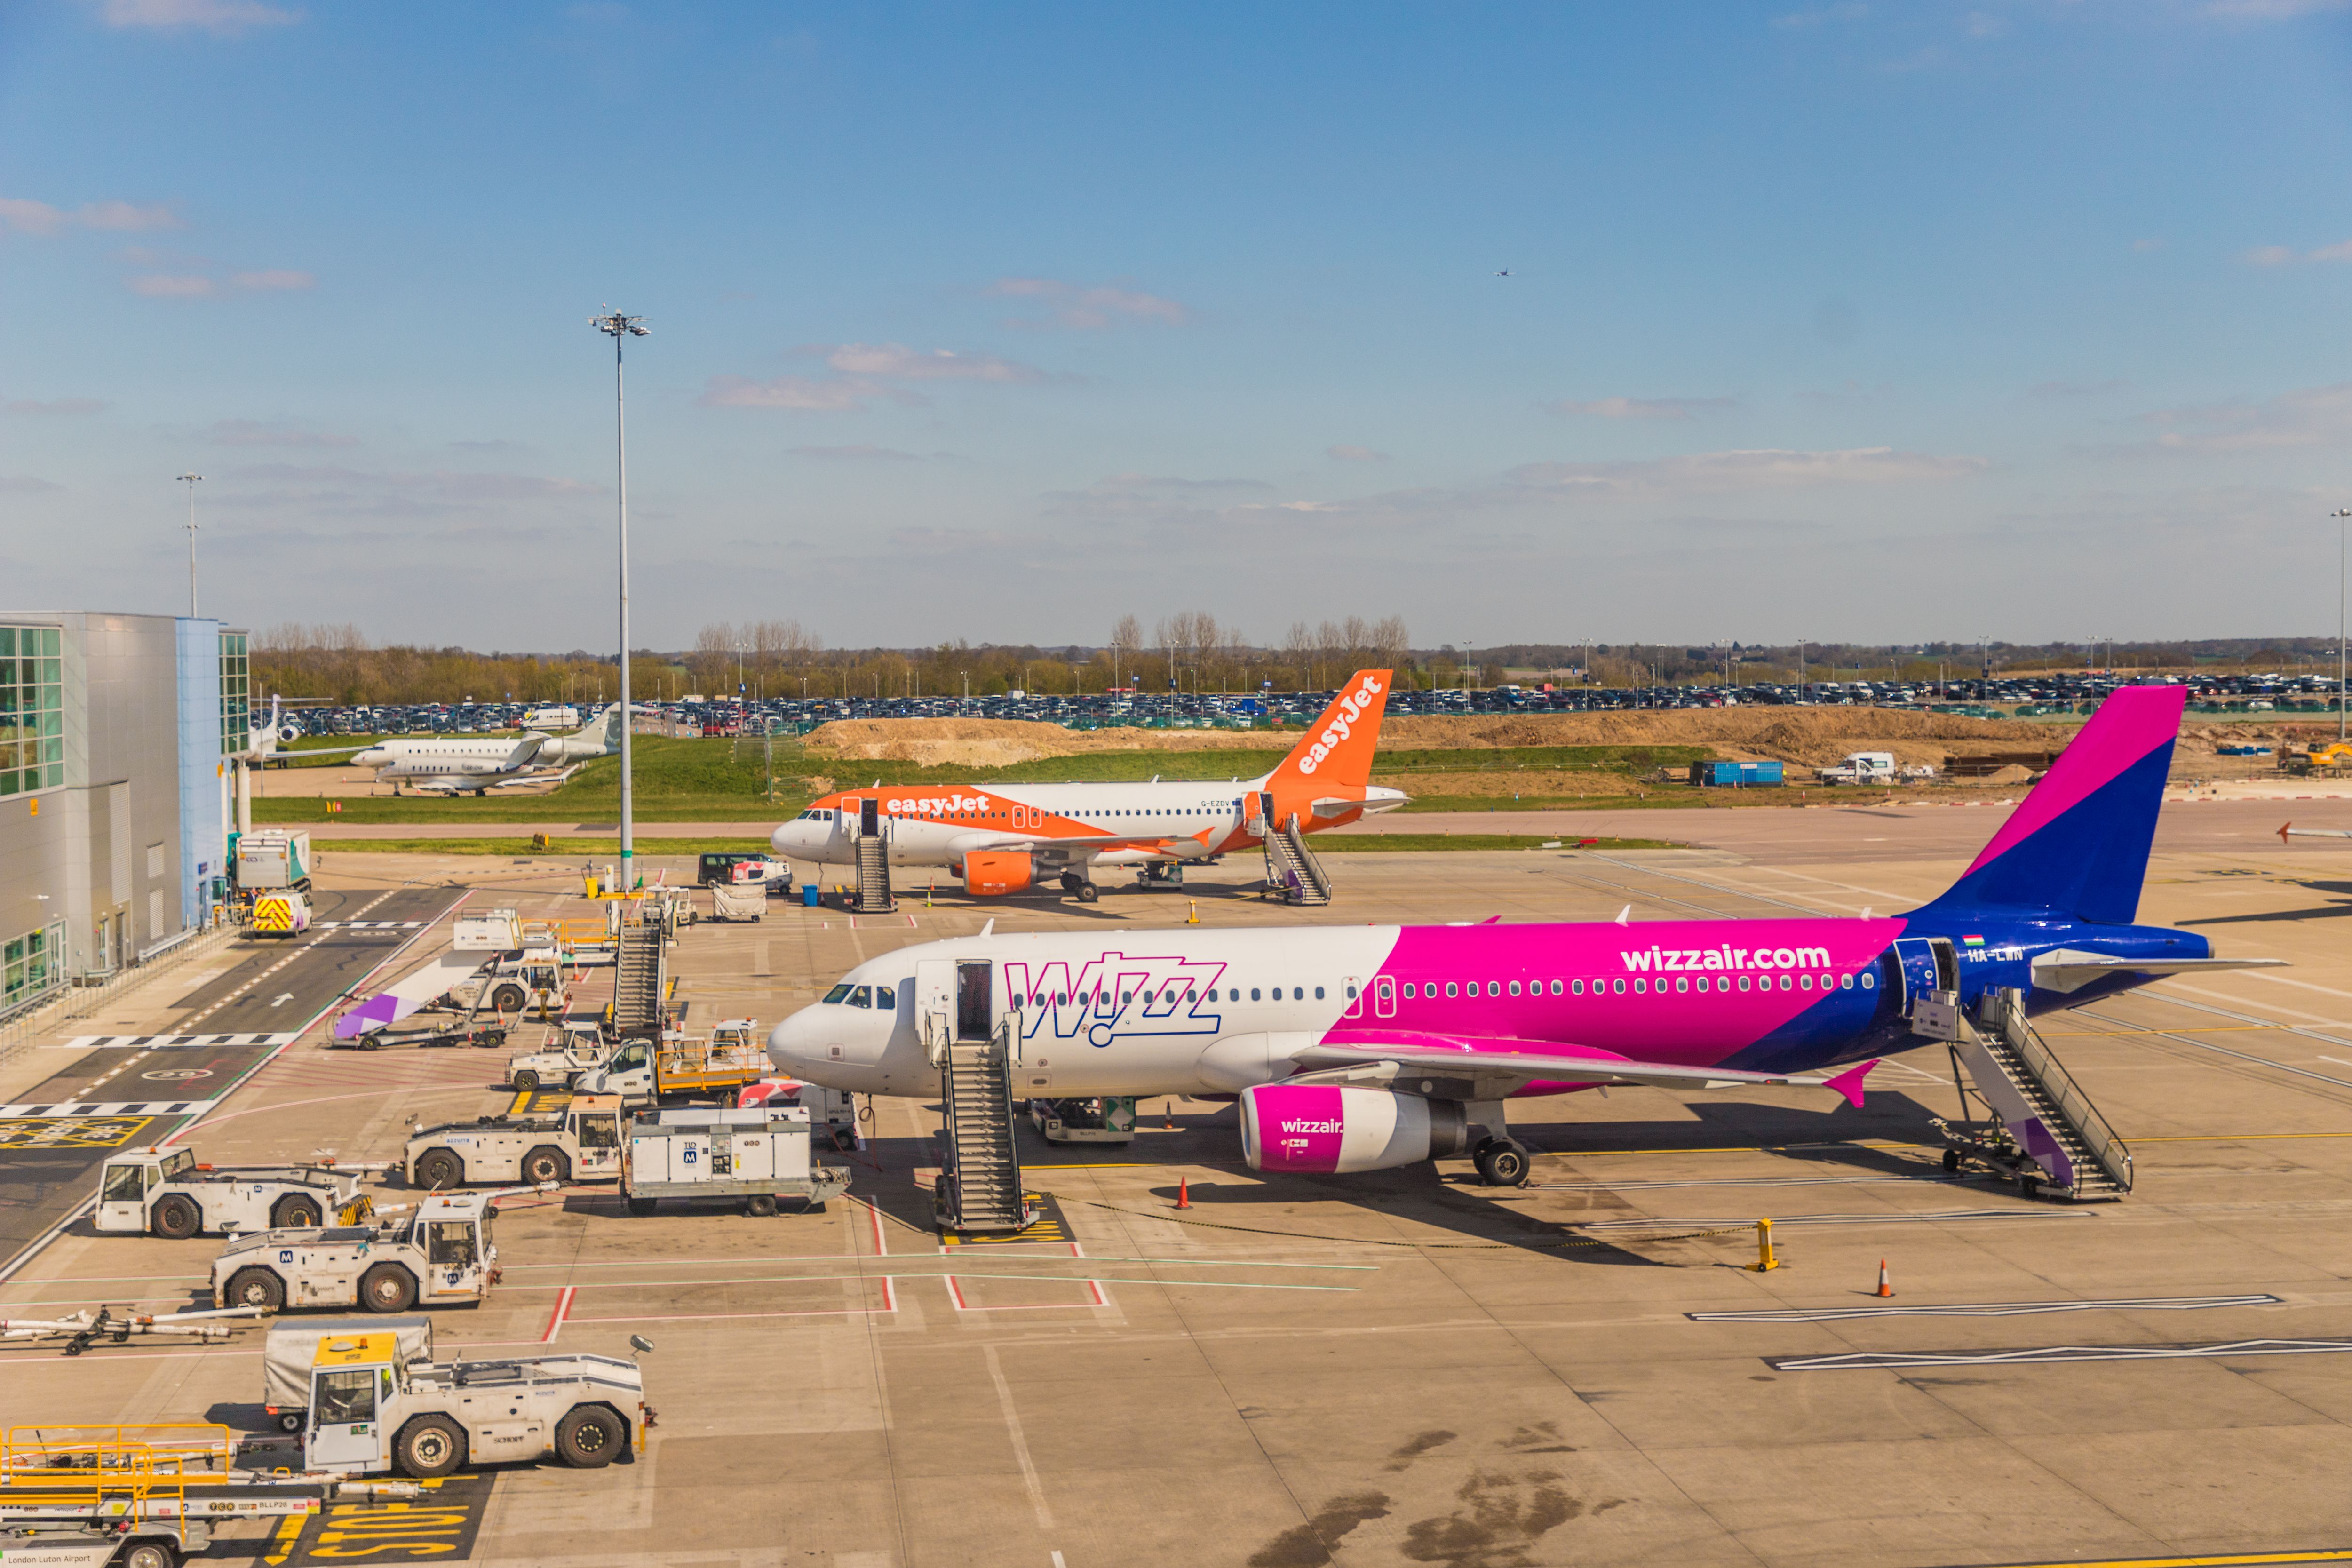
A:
[541, 1286, 574, 1343]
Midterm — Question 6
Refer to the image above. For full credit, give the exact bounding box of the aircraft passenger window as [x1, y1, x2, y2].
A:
[1292, 987, 1303, 1000]
[1634, 979, 1646, 995]
[1612, 979, 1626, 995]
[1780, 975, 1793, 991]
[1573, 980, 1585, 995]
[1486, 981, 1500, 998]
[1739, 976, 1751, 992]
[1250, 987, 1262, 1001]
[1802, 975, 1813, 990]
[1445, 983, 1458, 998]
[847, 987, 873, 1008]
[1861, 973, 1875, 989]
[1840, 974, 1853, 989]
[823, 984, 853, 1004]
[1695, 977, 1708, 993]
[1508, 981, 1521, 997]
[878, 987, 898, 1009]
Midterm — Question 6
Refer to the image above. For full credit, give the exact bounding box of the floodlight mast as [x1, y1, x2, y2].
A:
[591, 310, 649, 876]
[177, 474, 203, 617]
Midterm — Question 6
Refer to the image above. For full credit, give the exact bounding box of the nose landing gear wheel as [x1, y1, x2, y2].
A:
[1473, 1139, 1532, 1187]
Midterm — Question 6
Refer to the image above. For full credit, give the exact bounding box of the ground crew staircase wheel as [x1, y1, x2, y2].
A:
[225, 1266, 285, 1310]
[151, 1194, 200, 1239]
[523, 1146, 571, 1185]
[361, 1261, 418, 1313]
[556, 1404, 622, 1467]
[414, 1148, 463, 1189]
[395, 1413, 465, 1478]
[271, 1194, 322, 1229]
[512, 1069, 540, 1093]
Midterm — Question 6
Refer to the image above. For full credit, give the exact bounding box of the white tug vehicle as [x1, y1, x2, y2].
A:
[401, 1096, 625, 1188]
[212, 1190, 501, 1314]
[93, 1146, 371, 1239]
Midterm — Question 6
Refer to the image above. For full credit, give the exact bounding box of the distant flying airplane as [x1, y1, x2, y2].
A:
[771, 686, 2282, 1187]
[1494, 268, 1510, 276]
[767, 671, 1405, 901]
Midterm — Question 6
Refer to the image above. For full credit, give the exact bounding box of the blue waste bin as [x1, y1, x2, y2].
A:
[801, 883, 820, 908]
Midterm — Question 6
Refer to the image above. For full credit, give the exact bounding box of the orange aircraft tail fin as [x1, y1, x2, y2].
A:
[1263, 669, 1393, 801]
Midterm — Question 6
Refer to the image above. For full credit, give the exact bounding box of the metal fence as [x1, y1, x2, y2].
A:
[0, 923, 240, 1069]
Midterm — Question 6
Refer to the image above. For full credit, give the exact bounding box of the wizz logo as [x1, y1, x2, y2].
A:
[1003, 953, 1227, 1050]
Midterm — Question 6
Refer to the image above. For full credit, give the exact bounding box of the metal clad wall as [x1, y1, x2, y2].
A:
[175, 619, 222, 934]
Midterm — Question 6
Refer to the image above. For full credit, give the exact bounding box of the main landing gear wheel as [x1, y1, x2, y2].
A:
[1941, 1148, 1962, 1173]
[1076, 883, 1098, 903]
[1474, 1139, 1532, 1187]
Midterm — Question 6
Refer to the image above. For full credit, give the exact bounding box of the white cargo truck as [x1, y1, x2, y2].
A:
[740, 1078, 860, 1150]
[297, 1329, 650, 1479]
[212, 1190, 501, 1314]
[264, 1315, 434, 1431]
[403, 1096, 624, 1188]
[94, 1146, 370, 1239]
[620, 1106, 850, 1217]
[1817, 751, 1899, 785]
[505, 1025, 615, 1092]
[235, 828, 313, 892]
[574, 1021, 768, 1101]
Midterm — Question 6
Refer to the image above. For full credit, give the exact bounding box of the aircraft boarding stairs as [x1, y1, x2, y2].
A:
[1262, 813, 1333, 906]
[611, 922, 666, 1038]
[921, 959, 1033, 1234]
[847, 808, 897, 914]
[1916, 981, 2130, 1202]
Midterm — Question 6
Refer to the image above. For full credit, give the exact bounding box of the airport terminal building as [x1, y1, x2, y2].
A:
[0, 613, 248, 1021]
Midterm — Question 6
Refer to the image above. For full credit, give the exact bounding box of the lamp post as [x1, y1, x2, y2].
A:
[590, 309, 649, 877]
[177, 474, 203, 616]
[2335, 510, 2351, 739]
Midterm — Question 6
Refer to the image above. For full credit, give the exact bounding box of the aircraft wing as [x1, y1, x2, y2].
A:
[945, 830, 1197, 856]
[1284, 1040, 1878, 1106]
[482, 765, 577, 790]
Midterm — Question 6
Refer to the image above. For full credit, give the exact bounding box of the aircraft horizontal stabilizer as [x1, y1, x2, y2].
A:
[2028, 951, 2288, 994]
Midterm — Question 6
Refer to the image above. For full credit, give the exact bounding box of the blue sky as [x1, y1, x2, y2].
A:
[5, 0, 2352, 652]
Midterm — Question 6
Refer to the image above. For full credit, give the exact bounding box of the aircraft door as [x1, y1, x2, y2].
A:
[955, 960, 994, 1043]
[916, 959, 956, 1061]
[1892, 937, 1947, 1015]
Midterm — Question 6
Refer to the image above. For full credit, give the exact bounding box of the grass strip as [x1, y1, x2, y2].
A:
[322, 833, 1680, 857]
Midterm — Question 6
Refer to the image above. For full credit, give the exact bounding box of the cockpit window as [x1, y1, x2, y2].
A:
[822, 983, 853, 1004]
[876, 985, 898, 1010]
[846, 986, 873, 1009]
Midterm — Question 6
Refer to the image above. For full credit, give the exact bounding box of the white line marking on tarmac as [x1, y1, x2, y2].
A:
[1692, 1292, 2283, 1323]
[1772, 1336, 2352, 1371]
[985, 1343, 1055, 1532]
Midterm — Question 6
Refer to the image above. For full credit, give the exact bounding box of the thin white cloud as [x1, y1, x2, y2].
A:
[2136, 382, 2352, 453]
[700, 375, 884, 412]
[2245, 239, 2352, 266]
[0, 197, 179, 236]
[790, 444, 922, 462]
[1327, 445, 1388, 462]
[1549, 395, 1738, 420]
[209, 419, 357, 448]
[99, 0, 300, 33]
[4, 397, 107, 415]
[2206, 0, 2351, 17]
[1772, 2, 1866, 26]
[1508, 446, 1985, 494]
[814, 342, 1043, 383]
[988, 277, 1189, 331]
[128, 268, 317, 298]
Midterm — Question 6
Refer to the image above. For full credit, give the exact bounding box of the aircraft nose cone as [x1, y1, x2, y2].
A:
[769, 822, 799, 855]
[766, 1011, 814, 1076]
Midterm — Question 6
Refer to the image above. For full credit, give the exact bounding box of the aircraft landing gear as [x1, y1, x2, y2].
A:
[1473, 1138, 1532, 1187]
[1058, 873, 1099, 903]
[1076, 882, 1099, 903]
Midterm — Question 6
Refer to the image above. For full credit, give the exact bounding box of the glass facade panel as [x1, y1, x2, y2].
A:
[219, 631, 248, 755]
[0, 624, 62, 796]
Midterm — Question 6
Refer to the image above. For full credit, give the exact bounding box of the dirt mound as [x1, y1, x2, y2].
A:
[802, 718, 1287, 769]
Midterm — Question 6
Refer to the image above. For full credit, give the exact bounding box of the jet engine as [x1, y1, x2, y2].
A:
[960, 851, 1035, 897]
[277, 722, 303, 744]
[1238, 1083, 1470, 1174]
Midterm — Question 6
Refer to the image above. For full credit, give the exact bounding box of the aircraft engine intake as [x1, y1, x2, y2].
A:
[961, 850, 1035, 897]
[1239, 1084, 1470, 1174]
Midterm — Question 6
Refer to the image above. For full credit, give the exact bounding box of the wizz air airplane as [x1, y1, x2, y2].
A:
[766, 670, 1405, 901]
[768, 687, 2276, 1185]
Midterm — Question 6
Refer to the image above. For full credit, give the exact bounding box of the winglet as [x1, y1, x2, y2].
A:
[979, 918, 994, 939]
[1613, 905, 1630, 926]
[1824, 1059, 1878, 1108]
[2280, 821, 2293, 844]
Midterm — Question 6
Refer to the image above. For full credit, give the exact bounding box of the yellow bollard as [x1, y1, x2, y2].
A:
[927, 881, 934, 908]
[1748, 1218, 1779, 1272]
[1186, 899, 1199, 925]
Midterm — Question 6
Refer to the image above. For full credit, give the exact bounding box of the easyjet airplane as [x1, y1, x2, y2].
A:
[770, 686, 2280, 1186]
[766, 670, 1403, 901]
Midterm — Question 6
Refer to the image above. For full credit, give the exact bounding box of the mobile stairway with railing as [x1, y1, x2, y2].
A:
[848, 806, 897, 914]
[920, 962, 1033, 1234]
[611, 921, 666, 1039]
[1926, 985, 2131, 1202]
[1262, 813, 1333, 907]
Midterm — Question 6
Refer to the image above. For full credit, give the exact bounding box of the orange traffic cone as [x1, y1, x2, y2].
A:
[1162, 1100, 1177, 1130]
[1175, 1177, 1192, 1210]
[1876, 1259, 1893, 1298]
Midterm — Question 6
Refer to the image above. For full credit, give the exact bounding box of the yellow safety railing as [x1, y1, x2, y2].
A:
[3, 1423, 234, 1500]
